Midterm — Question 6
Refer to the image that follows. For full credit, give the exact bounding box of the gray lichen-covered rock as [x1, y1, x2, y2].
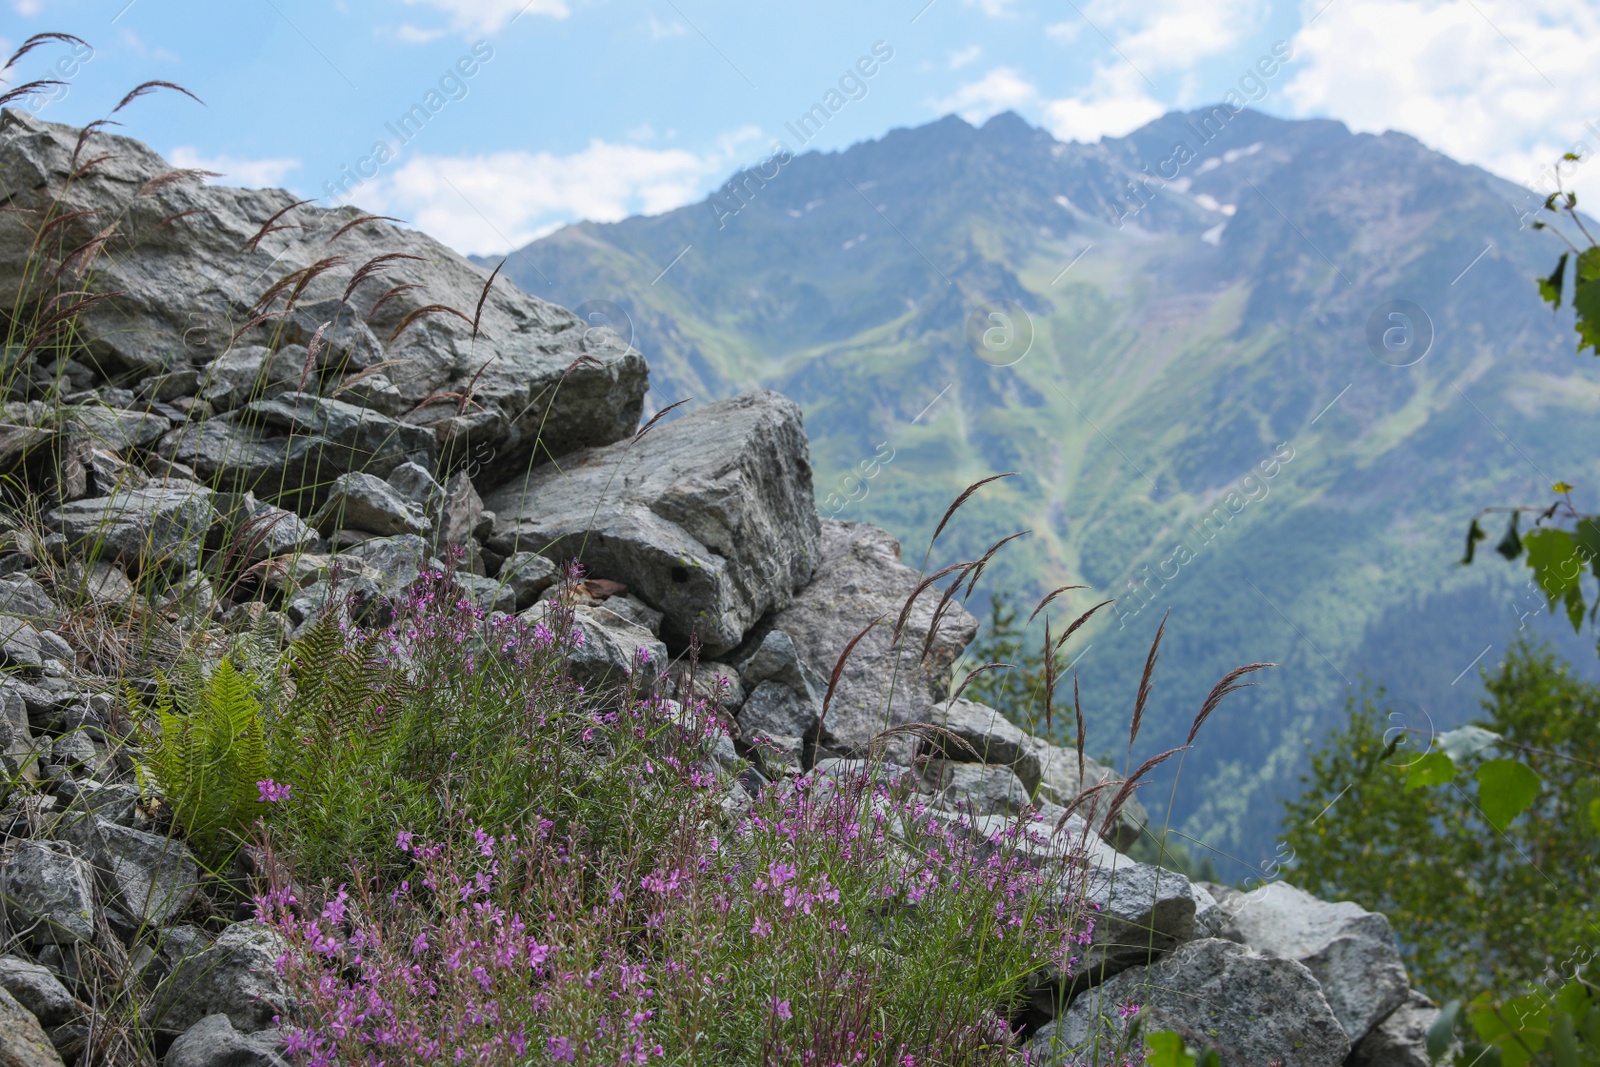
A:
[0, 842, 96, 946]
[58, 815, 197, 927]
[309, 472, 430, 537]
[0, 985, 64, 1067]
[157, 393, 435, 510]
[165, 1013, 290, 1067]
[153, 923, 292, 1035]
[922, 760, 1030, 816]
[0, 578, 57, 628]
[0, 957, 78, 1028]
[497, 551, 558, 610]
[1350, 991, 1440, 1067]
[738, 679, 820, 740]
[520, 601, 666, 693]
[761, 521, 978, 760]
[0, 685, 38, 781]
[44, 482, 214, 574]
[1028, 848, 1199, 1014]
[1221, 881, 1410, 1043]
[1026, 737, 1147, 849]
[1045, 938, 1350, 1067]
[924, 697, 1035, 775]
[0, 617, 43, 678]
[487, 391, 820, 657]
[734, 630, 823, 700]
[0, 109, 646, 480]
[211, 493, 321, 562]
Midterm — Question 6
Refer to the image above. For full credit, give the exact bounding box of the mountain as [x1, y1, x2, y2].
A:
[482, 108, 1600, 872]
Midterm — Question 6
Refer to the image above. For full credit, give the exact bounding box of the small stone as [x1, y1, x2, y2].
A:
[497, 552, 557, 609]
[0, 985, 64, 1066]
[0, 957, 78, 1028]
[165, 1013, 289, 1067]
[0, 617, 43, 677]
[310, 472, 430, 537]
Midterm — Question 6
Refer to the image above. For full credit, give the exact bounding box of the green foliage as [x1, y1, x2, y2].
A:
[1428, 982, 1600, 1067]
[134, 656, 269, 866]
[1145, 1031, 1221, 1067]
[1282, 643, 1600, 1000]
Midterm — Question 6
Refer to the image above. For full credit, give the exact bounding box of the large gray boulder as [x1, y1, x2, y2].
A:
[44, 482, 214, 574]
[153, 923, 292, 1035]
[1220, 881, 1410, 1043]
[1027, 846, 1199, 1015]
[761, 520, 978, 760]
[486, 391, 821, 656]
[0, 842, 96, 946]
[0, 110, 646, 480]
[165, 1014, 290, 1067]
[1042, 938, 1350, 1067]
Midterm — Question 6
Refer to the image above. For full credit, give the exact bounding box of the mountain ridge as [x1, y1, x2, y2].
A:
[485, 106, 1600, 870]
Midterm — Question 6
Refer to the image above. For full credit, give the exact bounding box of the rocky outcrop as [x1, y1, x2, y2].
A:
[760, 521, 978, 759]
[0, 109, 647, 481]
[486, 391, 821, 656]
[0, 109, 1438, 1067]
[1217, 881, 1411, 1044]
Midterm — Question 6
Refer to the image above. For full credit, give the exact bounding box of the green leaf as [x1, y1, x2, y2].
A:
[1477, 758, 1541, 831]
[1550, 1012, 1579, 1067]
[1496, 513, 1523, 560]
[1145, 1031, 1194, 1067]
[1406, 751, 1458, 792]
[1524, 528, 1584, 607]
[1430, 1000, 1463, 1061]
[1574, 272, 1600, 354]
[1463, 519, 1488, 565]
[1577, 245, 1600, 283]
[1541, 253, 1569, 308]
[1589, 795, 1600, 834]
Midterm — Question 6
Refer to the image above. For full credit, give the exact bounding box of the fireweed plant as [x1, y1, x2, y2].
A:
[253, 556, 1109, 1065]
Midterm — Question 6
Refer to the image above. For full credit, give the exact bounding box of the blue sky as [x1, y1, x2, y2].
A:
[5, 0, 1596, 255]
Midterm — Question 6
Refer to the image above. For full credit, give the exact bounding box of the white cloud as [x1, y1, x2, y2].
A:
[1079, 0, 1258, 74]
[646, 16, 687, 39]
[1031, 0, 1255, 143]
[948, 44, 982, 70]
[933, 67, 1039, 124]
[964, 0, 1016, 15]
[1283, 0, 1600, 206]
[398, 0, 568, 36]
[168, 147, 301, 189]
[355, 130, 762, 255]
[392, 23, 449, 44]
[13, 0, 42, 15]
[1040, 64, 1165, 144]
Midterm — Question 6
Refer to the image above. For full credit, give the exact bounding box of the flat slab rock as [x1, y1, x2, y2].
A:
[487, 391, 821, 656]
[1037, 938, 1350, 1067]
[760, 520, 977, 760]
